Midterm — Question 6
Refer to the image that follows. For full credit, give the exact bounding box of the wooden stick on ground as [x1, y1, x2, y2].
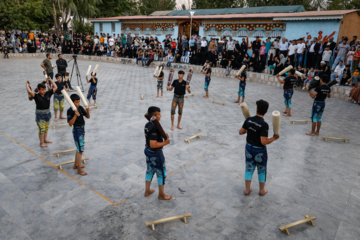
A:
[89, 105, 98, 109]
[145, 213, 192, 231]
[141, 94, 144, 100]
[50, 123, 69, 129]
[278, 215, 316, 236]
[55, 158, 89, 170]
[322, 137, 350, 143]
[52, 149, 77, 157]
[185, 93, 195, 98]
[184, 134, 201, 143]
[290, 120, 310, 124]
[211, 100, 225, 105]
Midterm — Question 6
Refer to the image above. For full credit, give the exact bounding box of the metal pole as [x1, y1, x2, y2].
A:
[189, 17, 192, 50]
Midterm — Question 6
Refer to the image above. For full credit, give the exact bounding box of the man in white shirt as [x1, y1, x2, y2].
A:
[227, 37, 235, 52]
[288, 40, 297, 66]
[330, 60, 345, 84]
[296, 38, 306, 68]
[201, 37, 208, 54]
[108, 36, 115, 49]
[279, 38, 289, 57]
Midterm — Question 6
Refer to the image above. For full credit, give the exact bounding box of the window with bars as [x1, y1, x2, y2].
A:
[236, 29, 249, 37]
[144, 28, 151, 35]
[269, 30, 283, 38]
[124, 28, 131, 35]
[155, 28, 162, 35]
[207, 28, 217, 36]
[111, 22, 115, 33]
[134, 28, 140, 35]
[221, 29, 233, 37]
[252, 29, 265, 37]
[165, 28, 174, 36]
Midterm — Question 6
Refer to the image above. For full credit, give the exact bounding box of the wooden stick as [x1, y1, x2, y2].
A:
[141, 94, 144, 100]
[184, 134, 201, 143]
[50, 123, 69, 129]
[322, 137, 350, 143]
[52, 149, 77, 157]
[185, 93, 195, 98]
[290, 120, 310, 124]
[278, 215, 316, 236]
[211, 100, 225, 105]
[279, 65, 293, 76]
[145, 213, 192, 231]
[55, 158, 89, 170]
[89, 105, 98, 109]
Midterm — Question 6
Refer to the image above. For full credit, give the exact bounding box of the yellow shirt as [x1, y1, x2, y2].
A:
[100, 37, 104, 43]
[28, 32, 34, 40]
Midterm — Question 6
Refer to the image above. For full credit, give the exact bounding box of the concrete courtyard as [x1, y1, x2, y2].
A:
[0, 57, 359, 240]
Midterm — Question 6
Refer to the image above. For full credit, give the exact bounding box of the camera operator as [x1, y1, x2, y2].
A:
[56, 54, 73, 90]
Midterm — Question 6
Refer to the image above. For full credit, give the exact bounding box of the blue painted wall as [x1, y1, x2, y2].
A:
[284, 20, 340, 43]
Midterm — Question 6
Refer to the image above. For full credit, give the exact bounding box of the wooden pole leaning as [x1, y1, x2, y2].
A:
[52, 149, 77, 157]
[211, 100, 225, 105]
[185, 93, 195, 98]
[184, 134, 201, 143]
[145, 213, 192, 231]
[278, 215, 316, 236]
[290, 120, 310, 124]
[55, 157, 89, 170]
[50, 123, 69, 129]
[322, 137, 350, 143]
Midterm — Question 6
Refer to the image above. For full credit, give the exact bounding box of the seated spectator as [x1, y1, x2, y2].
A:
[331, 60, 345, 84]
[303, 67, 315, 89]
[340, 65, 351, 85]
[166, 52, 174, 68]
[351, 67, 360, 87]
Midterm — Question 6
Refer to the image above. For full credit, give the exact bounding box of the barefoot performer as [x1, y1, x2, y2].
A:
[67, 93, 91, 176]
[202, 62, 212, 98]
[86, 72, 98, 107]
[53, 73, 69, 122]
[235, 65, 247, 104]
[26, 78, 57, 147]
[306, 75, 331, 136]
[276, 69, 296, 117]
[154, 65, 164, 98]
[144, 106, 172, 200]
[167, 70, 191, 130]
[239, 100, 279, 196]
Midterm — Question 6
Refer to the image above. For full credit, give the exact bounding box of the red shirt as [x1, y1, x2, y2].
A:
[170, 41, 177, 49]
[354, 51, 360, 61]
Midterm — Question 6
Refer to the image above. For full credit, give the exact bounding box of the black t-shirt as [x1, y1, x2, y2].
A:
[241, 71, 247, 81]
[315, 84, 331, 101]
[144, 122, 164, 150]
[158, 71, 164, 79]
[34, 90, 54, 110]
[171, 79, 187, 96]
[242, 116, 269, 147]
[90, 78, 98, 86]
[206, 68, 212, 76]
[55, 81, 68, 94]
[283, 76, 297, 90]
[67, 106, 88, 126]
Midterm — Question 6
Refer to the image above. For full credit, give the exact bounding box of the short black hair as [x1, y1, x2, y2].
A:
[55, 73, 62, 79]
[256, 99, 269, 116]
[289, 69, 295, 75]
[58, 54, 62, 57]
[178, 70, 185, 75]
[70, 94, 80, 102]
[148, 106, 161, 116]
[46, 53, 51, 58]
[91, 72, 97, 76]
[320, 75, 330, 84]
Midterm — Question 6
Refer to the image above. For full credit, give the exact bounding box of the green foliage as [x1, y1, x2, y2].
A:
[95, 0, 137, 17]
[73, 19, 93, 33]
[247, 0, 313, 10]
[192, 0, 245, 9]
[0, 0, 53, 31]
[328, 0, 360, 10]
[138, 0, 176, 15]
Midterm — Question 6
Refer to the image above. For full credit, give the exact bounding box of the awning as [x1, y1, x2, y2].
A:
[273, 16, 344, 21]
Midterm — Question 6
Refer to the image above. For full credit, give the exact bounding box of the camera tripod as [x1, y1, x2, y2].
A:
[68, 56, 84, 91]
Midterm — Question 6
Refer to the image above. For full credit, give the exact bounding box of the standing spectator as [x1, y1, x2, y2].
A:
[273, 37, 280, 56]
[279, 38, 289, 57]
[332, 37, 350, 71]
[296, 38, 306, 68]
[350, 36, 357, 47]
[265, 37, 272, 66]
[252, 36, 261, 58]
[41, 53, 54, 81]
[346, 46, 355, 69]
[121, 34, 126, 48]
[322, 46, 332, 66]
[126, 33, 132, 49]
[352, 46, 360, 74]
[201, 37, 208, 54]
[288, 40, 297, 66]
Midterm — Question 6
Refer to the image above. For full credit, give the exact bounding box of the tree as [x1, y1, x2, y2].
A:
[328, 0, 360, 10]
[138, 0, 176, 15]
[192, 0, 245, 9]
[247, 0, 314, 10]
[95, 0, 137, 17]
[0, 0, 53, 31]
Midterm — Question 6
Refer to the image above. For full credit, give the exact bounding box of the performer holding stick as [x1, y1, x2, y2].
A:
[66, 93, 91, 176]
[239, 100, 279, 196]
[53, 73, 69, 122]
[167, 70, 191, 130]
[202, 62, 212, 98]
[276, 69, 297, 117]
[154, 65, 164, 98]
[86, 72, 98, 107]
[306, 75, 331, 136]
[144, 106, 171, 200]
[26, 78, 57, 147]
[234, 65, 247, 104]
